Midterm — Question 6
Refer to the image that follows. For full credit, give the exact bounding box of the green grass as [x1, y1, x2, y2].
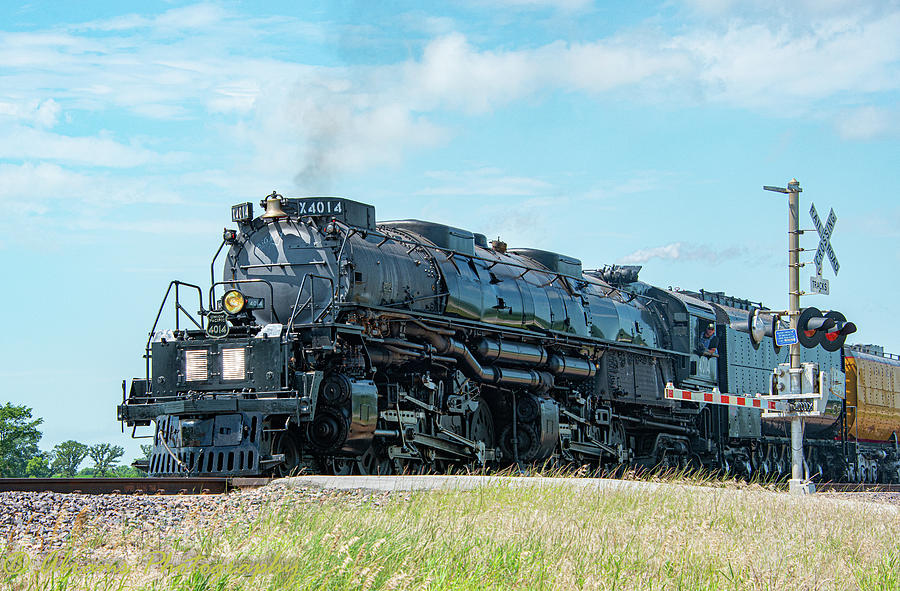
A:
[2, 477, 899, 590]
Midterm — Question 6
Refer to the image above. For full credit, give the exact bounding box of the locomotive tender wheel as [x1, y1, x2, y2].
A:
[774, 446, 788, 477]
[752, 447, 770, 479]
[845, 461, 857, 483]
[719, 456, 731, 476]
[814, 462, 825, 480]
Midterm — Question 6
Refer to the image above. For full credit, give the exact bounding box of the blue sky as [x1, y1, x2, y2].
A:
[1, 0, 898, 461]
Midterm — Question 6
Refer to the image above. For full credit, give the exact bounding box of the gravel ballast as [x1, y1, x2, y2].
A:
[1, 478, 898, 557]
[0, 480, 396, 556]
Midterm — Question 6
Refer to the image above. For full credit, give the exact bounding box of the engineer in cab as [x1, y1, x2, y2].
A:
[698, 323, 719, 357]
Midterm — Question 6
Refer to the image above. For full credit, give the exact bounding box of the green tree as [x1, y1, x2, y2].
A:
[26, 454, 51, 478]
[0, 403, 43, 477]
[113, 464, 147, 478]
[51, 440, 89, 477]
[88, 443, 125, 477]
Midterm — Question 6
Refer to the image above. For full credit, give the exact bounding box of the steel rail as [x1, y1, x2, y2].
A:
[814, 482, 900, 493]
[3, 476, 897, 495]
[0, 477, 271, 495]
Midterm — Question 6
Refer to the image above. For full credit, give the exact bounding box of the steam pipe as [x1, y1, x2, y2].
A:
[473, 336, 596, 379]
[405, 325, 553, 392]
[547, 355, 596, 379]
[474, 337, 547, 365]
[366, 344, 455, 367]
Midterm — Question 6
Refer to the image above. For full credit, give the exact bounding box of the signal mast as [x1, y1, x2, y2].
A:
[763, 179, 855, 495]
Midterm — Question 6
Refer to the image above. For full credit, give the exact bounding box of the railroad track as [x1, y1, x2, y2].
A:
[1, 476, 896, 495]
[0, 477, 271, 495]
[814, 482, 900, 493]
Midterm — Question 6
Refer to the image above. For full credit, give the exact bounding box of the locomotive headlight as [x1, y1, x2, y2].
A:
[223, 290, 246, 315]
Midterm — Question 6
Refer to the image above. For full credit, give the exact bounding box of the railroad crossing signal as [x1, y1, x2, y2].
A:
[796, 307, 835, 348]
[809, 203, 839, 276]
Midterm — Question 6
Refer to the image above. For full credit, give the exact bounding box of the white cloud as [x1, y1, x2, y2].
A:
[618, 241, 747, 264]
[559, 40, 690, 94]
[400, 33, 689, 113]
[0, 126, 167, 167]
[393, 11, 900, 118]
[0, 99, 60, 128]
[474, 0, 593, 11]
[70, 218, 223, 235]
[74, 3, 229, 32]
[679, 0, 882, 20]
[677, 14, 900, 110]
[208, 80, 260, 114]
[408, 33, 544, 113]
[153, 3, 230, 30]
[0, 162, 182, 205]
[1, 1, 899, 208]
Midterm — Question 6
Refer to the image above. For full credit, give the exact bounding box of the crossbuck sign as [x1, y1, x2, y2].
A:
[809, 203, 839, 276]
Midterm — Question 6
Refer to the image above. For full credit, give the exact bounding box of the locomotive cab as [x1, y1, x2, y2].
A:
[649, 288, 719, 389]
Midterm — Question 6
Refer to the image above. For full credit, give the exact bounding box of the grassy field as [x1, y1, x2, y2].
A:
[3, 476, 900, 590]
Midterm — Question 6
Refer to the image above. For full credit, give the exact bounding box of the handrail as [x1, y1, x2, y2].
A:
[332, 226, 356, 302]
[209, 239, 227, 289]
[287, 273, 335, 330]
[209, 279, 279, 323]
[847, 344, 900, 361]
[144, 281, 204, 396]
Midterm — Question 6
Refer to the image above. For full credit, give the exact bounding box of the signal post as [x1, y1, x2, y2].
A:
[786, 180, 808, 495]
[763, 180, 811, 494]
[764, 179, 855, 495]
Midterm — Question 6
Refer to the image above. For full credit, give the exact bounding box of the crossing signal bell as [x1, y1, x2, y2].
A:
[797, 307, 856, 351]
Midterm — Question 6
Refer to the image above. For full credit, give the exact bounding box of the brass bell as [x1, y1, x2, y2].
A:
[260, 191, 287, 219]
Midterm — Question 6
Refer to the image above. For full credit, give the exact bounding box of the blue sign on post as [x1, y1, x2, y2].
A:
[775, 328, 798, 347]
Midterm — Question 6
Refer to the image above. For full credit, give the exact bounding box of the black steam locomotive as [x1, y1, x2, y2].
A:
[118, 193, 894, 481]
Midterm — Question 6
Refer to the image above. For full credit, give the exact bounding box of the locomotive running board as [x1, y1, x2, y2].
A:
[664, 383, 788, 412]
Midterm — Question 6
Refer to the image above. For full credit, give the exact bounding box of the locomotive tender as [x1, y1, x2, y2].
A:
[117, 193, 900, 482]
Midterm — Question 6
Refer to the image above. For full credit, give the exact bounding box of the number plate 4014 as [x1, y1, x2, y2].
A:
[206, 311, 230, 339]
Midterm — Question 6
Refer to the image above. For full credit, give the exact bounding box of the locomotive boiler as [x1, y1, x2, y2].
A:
[117, 193, 900, 482]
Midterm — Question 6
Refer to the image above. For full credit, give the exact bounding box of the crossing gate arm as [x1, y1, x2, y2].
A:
[664, 383, 788, 412]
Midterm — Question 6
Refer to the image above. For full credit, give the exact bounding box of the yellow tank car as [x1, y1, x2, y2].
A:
[845, 345, 900, 444]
